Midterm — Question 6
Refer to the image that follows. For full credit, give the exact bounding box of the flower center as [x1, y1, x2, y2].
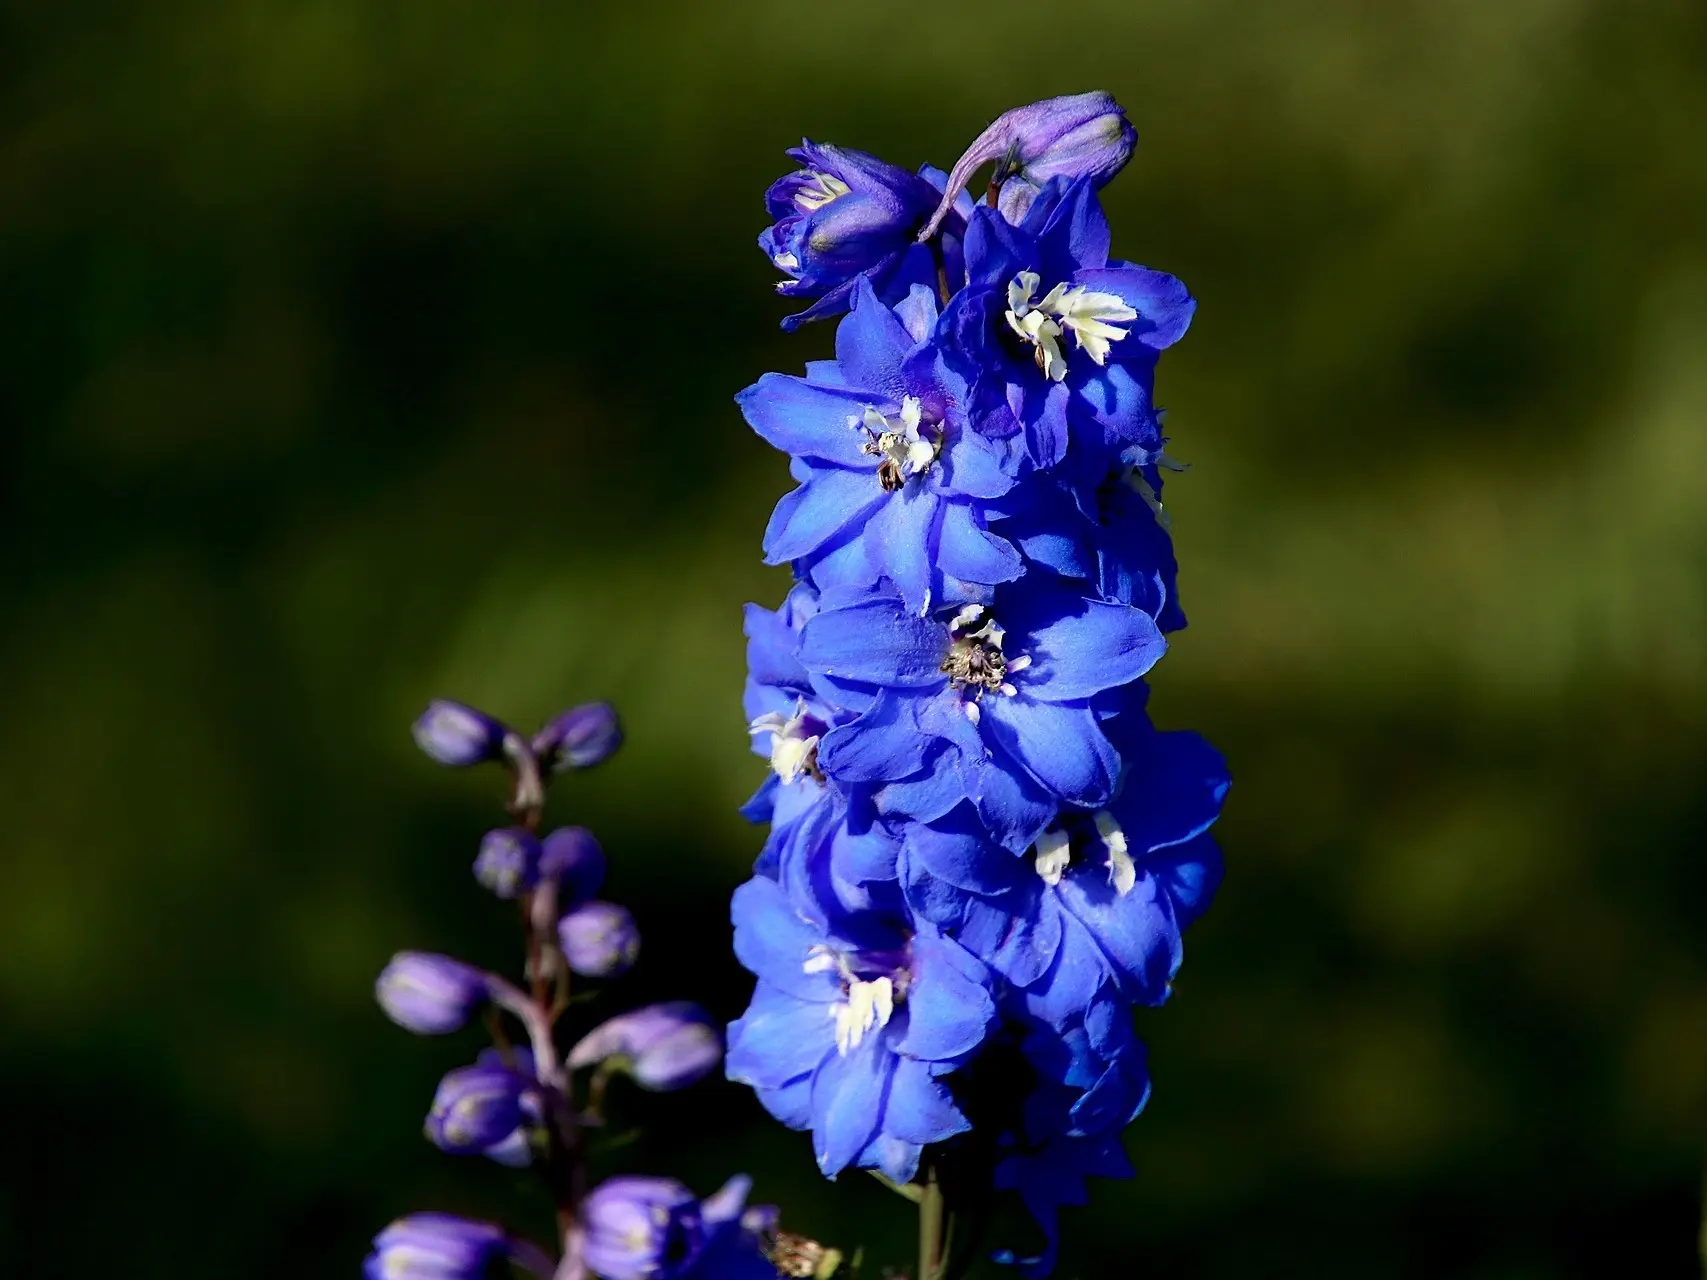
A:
[1032, 811, 1136, 895]
[748, 700, 824, 784]
[1004, 270, 1137, 382]
[849, 397, 940, 493]
[805, 946, 899, 1056]
[939, 605, 1031, 724]
[794, 171, 850, 213]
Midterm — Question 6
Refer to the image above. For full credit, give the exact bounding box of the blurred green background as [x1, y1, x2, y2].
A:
[4, 0, 1706, 1275]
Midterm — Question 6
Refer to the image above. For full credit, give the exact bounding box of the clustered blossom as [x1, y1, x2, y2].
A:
[732, 93, 1228, 1275]
[367, 702, 779, 1280]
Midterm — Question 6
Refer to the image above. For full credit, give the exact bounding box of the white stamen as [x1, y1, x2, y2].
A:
[772, 251, 800, 272]
[1004, 270, 1136, 381]
[794, 172, 850, 213]
[747, 699, 820, 784]
[1094, 810, 1136, 896]
[860, 397, 940, 486]
[802, 945, 841, 976]
[1006, 654, 1032, 673]
[998, 682, 1017, 697]
[1034, 828, 1071, 885]
[833, 976, 894, 1056]
[963, 700, 981, 725]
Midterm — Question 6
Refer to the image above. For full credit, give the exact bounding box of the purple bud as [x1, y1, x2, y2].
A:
[424, 1064, 528, 1155]
[557, 901, 641, 978]
[473, 827, 542, 900]
[568, 1001, 723, 1092]
[919, 91, 1136, 241]
[532, 702, 622, 772]
[539, 826, 607, 905]
[375, 952, 489, 1035]
[363, 1213, 507, 1280]
[412, 700, 509, 768]
[581, 1177, 704, 1280]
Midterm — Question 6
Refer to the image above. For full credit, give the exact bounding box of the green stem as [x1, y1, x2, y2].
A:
[918, 1165, 945, 1280]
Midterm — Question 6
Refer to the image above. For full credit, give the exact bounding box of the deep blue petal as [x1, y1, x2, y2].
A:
[737, 373, 887, 467]
[1016, 596, 1166, 703]
[935, 502, 1023, 589]
[818, 689, 933, 783]
[981, 696, 1119, 808]
[836, 278, 916, 401]
[764, 468, 886, 565]
[730, 877, 841, 1001]
[898, 933, 996, 1063]
[863, 487, 940, 614]
[800, 599, 946, 687]
[883, 1055, 971, 1145]
[726, 982, 835, 1088]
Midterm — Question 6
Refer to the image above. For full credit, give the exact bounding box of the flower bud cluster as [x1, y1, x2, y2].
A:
[733, 95, 1228, 1275]
[367, 701, 778, 1280]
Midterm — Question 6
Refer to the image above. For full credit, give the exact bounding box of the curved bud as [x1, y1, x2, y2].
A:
[581, 1177, 704, 1280]
[539, 826, 608, 906]
[473, 827, 543, 900]
[412, 700, 508, 768]
[424, 1064, 528, 1155]
[363, 1213, 508, 1280]
[919, 91, 1136, 241]
[375, 952, 489, 1035]
[533, 702, 623, 772]
[569, 1001, 723, 1092]
[558, 901, 641, 978]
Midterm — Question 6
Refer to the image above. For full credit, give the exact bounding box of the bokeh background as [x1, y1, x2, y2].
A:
[4, 0, 1706, 1275]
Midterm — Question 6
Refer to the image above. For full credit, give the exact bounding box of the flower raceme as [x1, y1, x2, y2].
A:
[731, 92, 1227, 1276]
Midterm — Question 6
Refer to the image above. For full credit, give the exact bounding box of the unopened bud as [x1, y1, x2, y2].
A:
[539, 826, 607, 906]
[375, 952, 489, 1035]
[919, 91, 1136, 241]
[473, 827, 542, 900]
[569, 1001, 723, 1092]
[557, 901, 641, 978]
[424, 1064, 528, 1155]
[581, 1178, 704, 1280]
[532, 702, 622, 772]
[412, 700, 508, 768]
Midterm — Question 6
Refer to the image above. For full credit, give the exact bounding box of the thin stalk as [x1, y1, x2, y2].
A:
[918, 1165, 945, 1280]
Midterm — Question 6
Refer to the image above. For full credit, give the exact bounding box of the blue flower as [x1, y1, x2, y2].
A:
[739, 279, 1024, 615]
[800, 582, 1166, 850]
[581, 1177, 704, 1280]
[901, 720, 1228, 1022]
[725, 875, 996, 1182]
[940, 178, 1194, 469]
[760, 141, 948, 330]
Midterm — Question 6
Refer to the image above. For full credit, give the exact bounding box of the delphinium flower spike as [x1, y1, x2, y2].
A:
[732, 94, 1228, 1277]
[367, 701, 784, 1279]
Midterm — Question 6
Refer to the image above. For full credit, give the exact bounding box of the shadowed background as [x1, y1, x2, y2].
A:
[3, 1, 1706, 1275]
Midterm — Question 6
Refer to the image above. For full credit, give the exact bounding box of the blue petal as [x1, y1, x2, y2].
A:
[810, 1035, 889, 1176]
[898, 933, 996, 1063]
[1055, 869, 1182, 1002]
[730, 878, 840, 1001]
[935, 502, 1022, 589]
[1072, 265, 1195, 350]
[737, 374, 886, 467]
[836, 278, 915, 401]
[1016, 597, 1166, 702]
[882, 1056, 970, 1146]
[964, 206, 1035, 287]
[1153, 832, 1223, 928]
[1036, 178, 1111, 282]
[726, 982, 835, 1088]
[764, 468, 885, 565]
[818, 689, 933, 783]
[981, 696, 1119, 807]
[863, 487, 940, 614]
[799, 600, 946, 687]
[959, 889, 1061, 990]
[964, 746, 1059, 853]
[743, 602, 810, 692]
